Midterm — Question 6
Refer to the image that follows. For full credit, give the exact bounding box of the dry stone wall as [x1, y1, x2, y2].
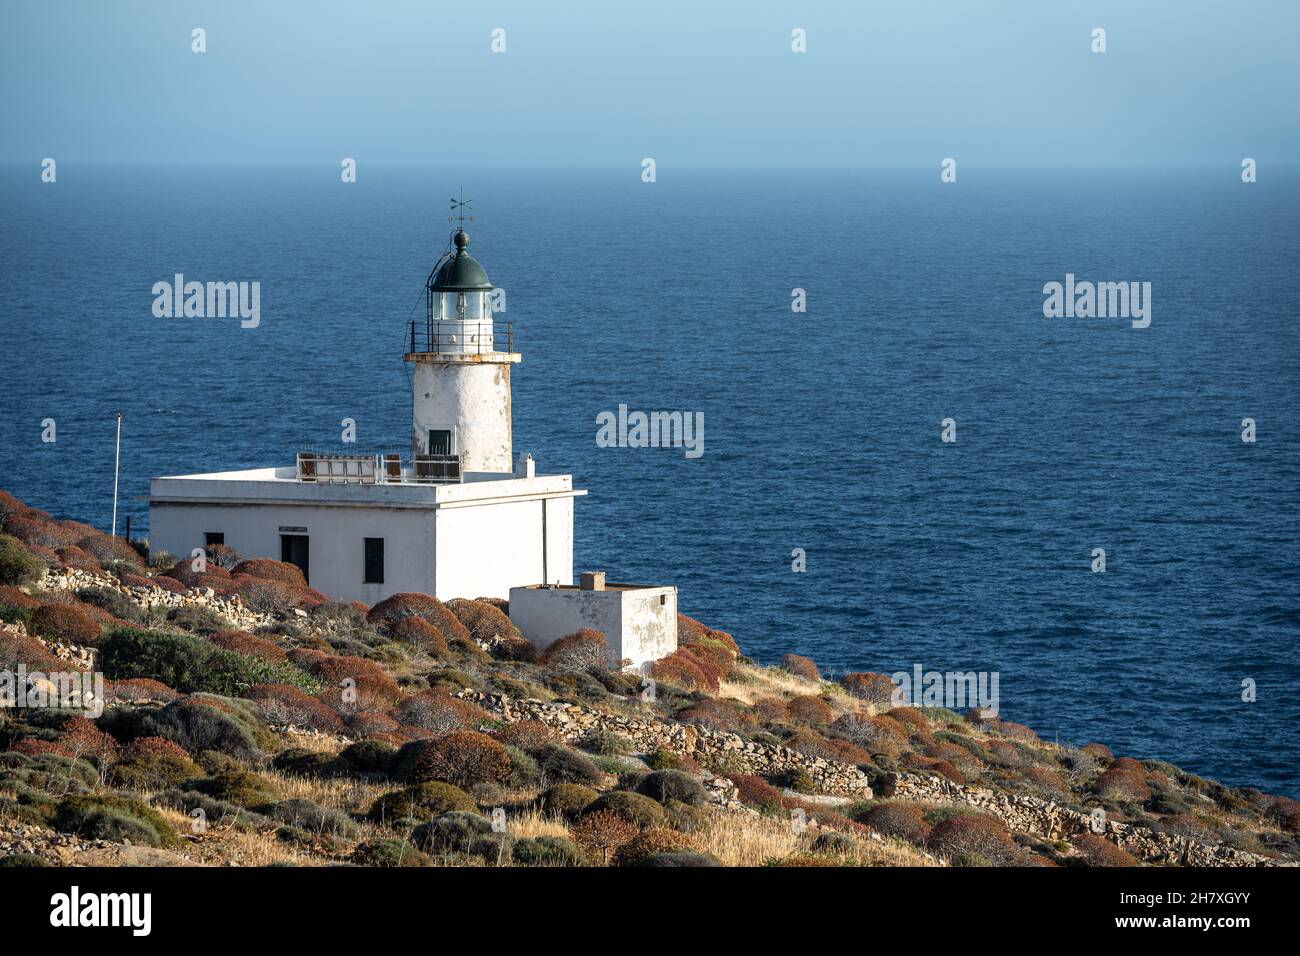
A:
[456, 690, 874, 797]
[890, 771, 1280, 867]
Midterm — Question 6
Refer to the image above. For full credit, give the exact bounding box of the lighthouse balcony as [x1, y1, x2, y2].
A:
[406, 319, 514, 357]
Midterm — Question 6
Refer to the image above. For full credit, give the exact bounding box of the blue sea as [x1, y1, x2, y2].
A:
[1, 164, 1297, 796]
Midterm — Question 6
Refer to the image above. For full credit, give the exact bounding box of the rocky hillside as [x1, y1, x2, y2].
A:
[0, 489, 1296, 868]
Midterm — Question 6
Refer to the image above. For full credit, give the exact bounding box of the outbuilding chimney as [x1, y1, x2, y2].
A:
[580, 570, 606, 591]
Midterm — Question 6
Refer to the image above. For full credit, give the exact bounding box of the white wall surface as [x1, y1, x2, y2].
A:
[508, 585, 678, 669]
[412, 359, 513, 473]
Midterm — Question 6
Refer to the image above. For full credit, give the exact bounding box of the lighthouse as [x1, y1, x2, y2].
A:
[406, 225, 520, 474]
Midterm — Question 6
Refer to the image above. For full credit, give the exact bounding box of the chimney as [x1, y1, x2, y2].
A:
[514, 452, 535, 478]
[580, 571, 606, 592]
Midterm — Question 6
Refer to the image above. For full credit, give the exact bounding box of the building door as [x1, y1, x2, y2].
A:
[428, 429, 452, 455]
[280, 534, 309, 585]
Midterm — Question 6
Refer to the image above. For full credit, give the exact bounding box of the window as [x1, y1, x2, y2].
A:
[364, 537, 384, 584]
[428, 429, 452, 455]
[205, 532, 224, 547]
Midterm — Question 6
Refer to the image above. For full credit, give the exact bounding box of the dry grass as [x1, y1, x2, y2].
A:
[691, 809, 940, 867]
[504, 807, 571, 840]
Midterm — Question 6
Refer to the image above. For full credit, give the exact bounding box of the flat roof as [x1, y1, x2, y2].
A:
[150, 466, 585, 509]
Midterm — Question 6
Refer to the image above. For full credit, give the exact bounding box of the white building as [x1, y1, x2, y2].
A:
[149, 226, 586, 604]
[509, 572, 678, 671]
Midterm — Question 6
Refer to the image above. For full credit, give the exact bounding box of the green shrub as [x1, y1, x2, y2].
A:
[101, 696, 272, 762]
[536, 743, 603, 787]
[53, 794, 180, 847]
[0, 535, 41, 586]
[368, 781, 476, 824]
[98, 627, 318, 697]
[582, 728, 633, 756]
[580, 791, 665, 830]
[110, 750, 202, 790]
[181, 769, 277, 807]
[512, 836, 584, 867]
[0, 853, 50, 867]
[646, 749, 679, 771]
[411, 811, 513, 863]
[503, 745, 540, 789]
[636, 770, 707, 806]
[153, 789, 268, 831]
[166, 605, 230, 636]
[540, 783, 598, 821]
[351, 839, 429, 867]
[271, 748, 342, 778]
[335, 740, 397, 776]
[76, 586, 144, 623]
[264, 798, 360, 839]
[637, 850, 721, 867]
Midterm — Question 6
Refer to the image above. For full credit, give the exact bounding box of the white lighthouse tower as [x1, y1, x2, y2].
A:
[406, 209, 519, 475]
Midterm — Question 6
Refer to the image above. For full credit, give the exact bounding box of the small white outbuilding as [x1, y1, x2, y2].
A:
[509, 571, 678, 671]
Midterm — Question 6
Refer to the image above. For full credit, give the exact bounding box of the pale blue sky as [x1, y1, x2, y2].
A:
[2, 0, 1296, 166]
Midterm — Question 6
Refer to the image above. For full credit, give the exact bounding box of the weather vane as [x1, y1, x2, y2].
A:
[448, 188, 476, 229]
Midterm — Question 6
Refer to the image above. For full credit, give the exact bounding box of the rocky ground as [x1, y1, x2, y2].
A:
[1, 489, 1297, 868]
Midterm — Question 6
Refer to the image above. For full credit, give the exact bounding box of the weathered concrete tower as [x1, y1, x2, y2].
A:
[405, 224, 520, 475]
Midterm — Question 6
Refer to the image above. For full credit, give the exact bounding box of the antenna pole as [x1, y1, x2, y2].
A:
[111, 412, 122, 537]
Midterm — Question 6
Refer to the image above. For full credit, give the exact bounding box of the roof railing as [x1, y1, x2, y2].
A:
[296, 452, 462, 485]
[408, 320, 513, 355]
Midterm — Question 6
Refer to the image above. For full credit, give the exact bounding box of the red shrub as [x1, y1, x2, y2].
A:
[348, 710, 401, 737]
[30, 603, 101, 645]
[0, 628, 67, 671]
[1071, 832, 1138, 866]
[242, 684, 349, 734]
[752, 697, 789, 722]
[676, 698, 757, 735]
[390, 617, 449, 656]
[786, 695, 836, 727]
[11, 738, 74, 759]
[0, 585, 41, 611]
[404, 730, 512, 788]
[5, 514, 79, 550]
[125, 736, 193, 761]
[541, 628, 609, 672]
[902, 754, 966, 785]
[780, 653, 819, 682]
[860, 802, 931, 843]
[209, 629, 288, 664]
[391, 690, 489, 734]
[840, 671, 897, 705]
[446, 597, 522, 643]
[300, 655, 402, 712]
[727, 773, 785, 811]
[55, 545, 100, 572]
[57, 717, 121, 766]
[1095, 757, 1151, 802]
[105, 678, 182, 703]
[230, 558, 306, 587]
[75, 534, 144, 567]
[25, 544, 61, 569]
[492, 719, 556, 753]
[162, 560, 232, 589]
[887, 706, 933, 739]
[150, 575, 187, 594]
[787, 731, 872, 765]
[1081, 742, 1114, 760]
[366, 592, 472, 644]
[926, 814, 1020, 864]
[650, 650, 717, 693]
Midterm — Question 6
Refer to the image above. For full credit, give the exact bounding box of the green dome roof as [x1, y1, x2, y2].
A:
[430, 230, 492, 291]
